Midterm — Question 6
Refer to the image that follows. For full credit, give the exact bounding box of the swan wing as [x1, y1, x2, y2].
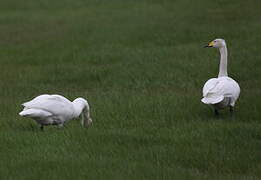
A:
[202, 78, 220, 97]
[19, 108, 52, 118]
[202, 78, 225, 104]
[202, 77, 240, 105]
[22, 94, 74, 117]
[220, 77, 240, 106]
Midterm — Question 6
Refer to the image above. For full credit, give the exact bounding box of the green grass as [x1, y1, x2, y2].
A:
[0, 0, 261, 179]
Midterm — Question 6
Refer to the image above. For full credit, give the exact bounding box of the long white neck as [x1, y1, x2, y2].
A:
[72, 101, 85, 118]
[72, 98, 92, 127]
[218, 45, 228, 77]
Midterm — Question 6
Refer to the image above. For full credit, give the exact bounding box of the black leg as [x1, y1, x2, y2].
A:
[214, 109, 219, 116]
[229, 106, 234, 114]
[40, 125, 44, 131]
[229, 106, 234, 118]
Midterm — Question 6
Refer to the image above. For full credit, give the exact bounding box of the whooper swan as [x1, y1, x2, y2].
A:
[202, 39, 240, 115]
[19, 94, 92, 130]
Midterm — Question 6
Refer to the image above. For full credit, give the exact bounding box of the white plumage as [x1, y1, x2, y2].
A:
[202, 39, 240, 114]
[202, 77, 240, 107]
[19, 94, 92, 129]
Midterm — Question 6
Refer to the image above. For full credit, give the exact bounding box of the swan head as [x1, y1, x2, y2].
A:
[205, 38, 226, 48]
[73, 97, 92, 127]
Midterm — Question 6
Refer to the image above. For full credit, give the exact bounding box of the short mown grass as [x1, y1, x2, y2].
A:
[0, 0, 260, 179]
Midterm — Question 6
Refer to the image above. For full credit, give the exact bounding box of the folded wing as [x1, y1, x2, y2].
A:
[21, 94, 74, 118]
[201, 77, 240, 106]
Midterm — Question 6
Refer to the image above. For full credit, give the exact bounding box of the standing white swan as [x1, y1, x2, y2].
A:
[202, 39, 240, 115]
[19, 94, 92, 130]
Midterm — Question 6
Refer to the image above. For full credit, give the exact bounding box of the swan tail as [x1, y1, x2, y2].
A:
[19, 109, 52, 118]
[201, 95, 224, 105]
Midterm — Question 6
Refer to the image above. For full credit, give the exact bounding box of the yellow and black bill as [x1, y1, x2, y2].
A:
[204, 41, 214, 48]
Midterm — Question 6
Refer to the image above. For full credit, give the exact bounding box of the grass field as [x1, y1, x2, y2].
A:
[0, 0, 260, 179]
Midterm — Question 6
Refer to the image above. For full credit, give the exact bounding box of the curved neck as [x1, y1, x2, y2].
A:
[72, 99, 92, 127]
[218, 46, 228, 77]
[72, 101, 85, 118]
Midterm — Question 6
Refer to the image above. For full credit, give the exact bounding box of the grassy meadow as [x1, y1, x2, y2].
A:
[0, 0, 261, 179]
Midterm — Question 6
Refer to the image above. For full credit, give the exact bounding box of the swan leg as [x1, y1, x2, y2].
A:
[228, 97, 234, 116]
[229, 106, 234, 117]
[214, 109, 219, 116]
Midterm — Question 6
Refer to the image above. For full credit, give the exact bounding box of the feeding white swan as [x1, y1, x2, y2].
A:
[202, 39, 240, 115]
[19, 94, 92, 130]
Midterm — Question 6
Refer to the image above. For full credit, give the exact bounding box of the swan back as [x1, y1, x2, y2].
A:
[21, 94, 75, 121]
[202, 77, 240, 106]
